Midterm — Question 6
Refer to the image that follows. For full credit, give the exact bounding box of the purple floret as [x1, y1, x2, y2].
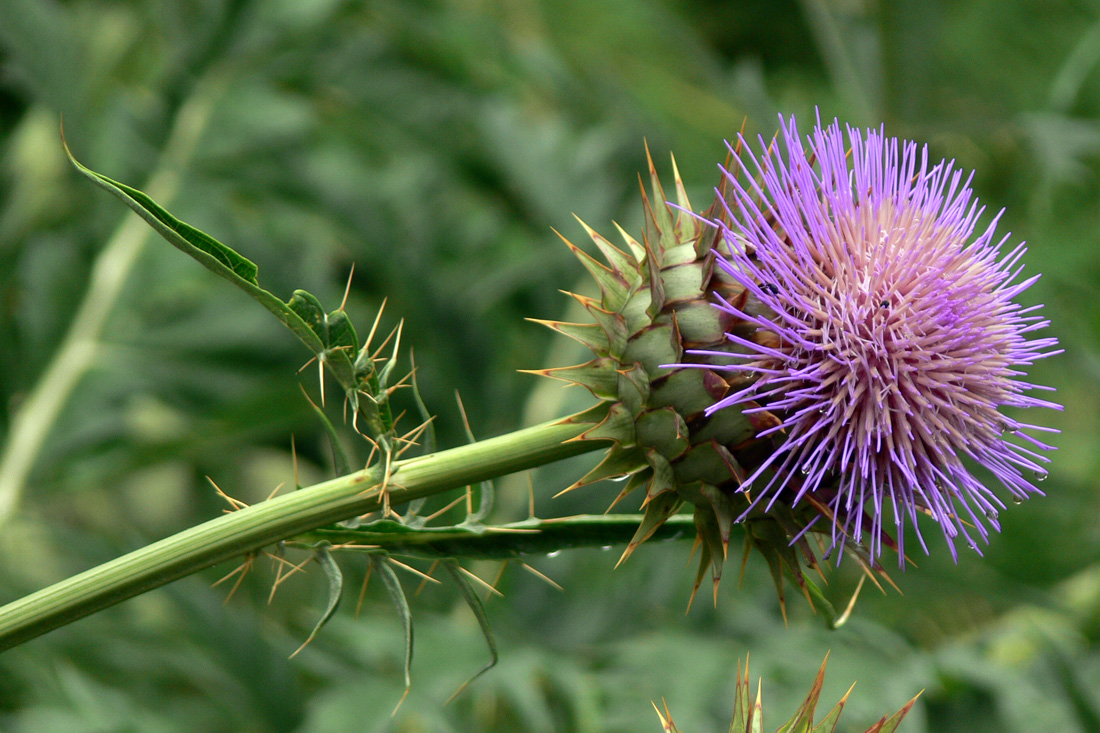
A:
[692, 114, 1062, 564]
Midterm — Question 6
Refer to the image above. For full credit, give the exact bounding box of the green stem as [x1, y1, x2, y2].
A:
[0, 414, 607, 651]
[296, 514, 699, 560]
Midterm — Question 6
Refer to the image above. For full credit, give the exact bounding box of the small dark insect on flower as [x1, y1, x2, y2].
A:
[689, 114, 1062, 564]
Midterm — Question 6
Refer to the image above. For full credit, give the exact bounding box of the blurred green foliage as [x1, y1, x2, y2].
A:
[0, 0, 1096, 730]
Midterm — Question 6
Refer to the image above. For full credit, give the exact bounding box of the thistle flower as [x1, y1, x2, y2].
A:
[537, 117, 1060, 606]
[694, 115, 1062, 563]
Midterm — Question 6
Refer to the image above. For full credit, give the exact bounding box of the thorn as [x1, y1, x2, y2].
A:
[421, 494, 467, 523]
[370, 322, 401, 362]
[363, 437, 380, 468]
[354, 560, 373, 618]
[527, 474, 536, 520]
[386, 557, 441, 585]
[453, 390, 478, 515]
[488, 561, 508, 602]
[391, 686, 410, 718]
[208, 477, 248, 511]
[552, 482, 585, 499]
[265, 482, 285, 502]
[297, 354, 318, 374]
[414, 560, 440, 596]
[379, 447, 394, 515]
[458, 565, 504, 597]
[520, 562, 563, 591]
[833, 574, 867, 628]
[211, 553, 255, 604]
[340, 262, 355, 311]
[686, 535, 701, 566]
[291, 435, 300, 488]
[394, 416, 435, 458]
[614, 543, 638, 569]
[652, 698, 676, 732]
[267, 553, 313, 603]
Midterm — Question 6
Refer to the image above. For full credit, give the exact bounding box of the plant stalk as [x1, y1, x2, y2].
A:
[0, 415, 607, 652]
[296, 514, 699, 560]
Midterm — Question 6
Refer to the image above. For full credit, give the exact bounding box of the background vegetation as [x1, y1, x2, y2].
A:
[0, 0, 1095, 730]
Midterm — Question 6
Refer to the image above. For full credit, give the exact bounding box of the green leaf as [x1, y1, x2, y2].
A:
[290, 545, 343, 658]
[287, 290, 359, 356]
[64, 134, 257, 284]
[300, 386, 353, 477]
[376, 557, 414, 702]
[443, 559, 498, 700]
[62, 135, 344, 369]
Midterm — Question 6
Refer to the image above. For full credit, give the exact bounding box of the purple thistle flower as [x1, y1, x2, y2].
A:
[691, 115, 1062, 564]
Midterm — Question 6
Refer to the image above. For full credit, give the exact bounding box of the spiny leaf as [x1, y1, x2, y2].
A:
[61, 133, 371, 382]
[569, 444, 648, 491]
[803, 576, 843, 630]
[290, 545, 343, 658]
[287, 290, 359, 355]
[643, 141, 675, 244]
[576, 401, 635, 443]
[376, 557, 414, 710]
[64, 132, 259, 285]
[719, 655, 919, 733]
[810, 684, 852, 733]
[728, 657, 762, 733]
[670, 152, 698, 241]
[300, 385, 352, 477]
[443, 560, 498, 701]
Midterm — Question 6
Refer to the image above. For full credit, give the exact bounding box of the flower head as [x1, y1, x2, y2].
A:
[696, 115, 1062, 563]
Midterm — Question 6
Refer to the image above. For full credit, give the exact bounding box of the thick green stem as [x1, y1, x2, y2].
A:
[0, 415, 607, 652]
[296, 514, 699, 560]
